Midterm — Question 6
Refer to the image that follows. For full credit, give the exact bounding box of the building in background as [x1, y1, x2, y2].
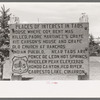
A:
[10, 15, 20, 24]
[79, 13, 89, 23]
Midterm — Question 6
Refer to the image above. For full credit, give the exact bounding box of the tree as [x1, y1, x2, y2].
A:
[0, 5, 11, 80]
[89, 34, 99, 56]
[0, 5, 11, 58]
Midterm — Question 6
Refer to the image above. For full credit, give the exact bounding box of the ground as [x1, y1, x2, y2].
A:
[90, 57, 100, 80]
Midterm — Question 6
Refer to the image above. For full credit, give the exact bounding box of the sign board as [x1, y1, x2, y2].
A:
[10, 23, 89, 78]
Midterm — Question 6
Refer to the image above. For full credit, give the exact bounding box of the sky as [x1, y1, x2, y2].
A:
[0, 2, 100, 38]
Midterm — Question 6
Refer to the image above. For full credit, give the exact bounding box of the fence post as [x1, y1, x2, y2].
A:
[11, 73, 22, 80]
[78, 73, 89, 80]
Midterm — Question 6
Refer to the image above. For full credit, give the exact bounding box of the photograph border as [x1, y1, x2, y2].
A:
[0, 0, 100, 99]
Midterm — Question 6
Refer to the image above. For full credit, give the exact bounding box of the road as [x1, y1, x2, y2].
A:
[90, 57, 100, 80]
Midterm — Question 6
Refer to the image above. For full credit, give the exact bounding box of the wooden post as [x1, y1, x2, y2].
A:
[78, 73, 89, 80]
[0, 64, 3, 80]
[11, 73, 22, 80]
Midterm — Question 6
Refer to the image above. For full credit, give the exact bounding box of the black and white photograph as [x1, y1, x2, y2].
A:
[0, 2, 100, 81]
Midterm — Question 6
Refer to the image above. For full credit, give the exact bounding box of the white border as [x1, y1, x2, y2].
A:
[0, 81, 100, 97]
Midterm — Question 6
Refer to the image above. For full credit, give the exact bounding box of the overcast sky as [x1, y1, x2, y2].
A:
[0, 3, 100, 38]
